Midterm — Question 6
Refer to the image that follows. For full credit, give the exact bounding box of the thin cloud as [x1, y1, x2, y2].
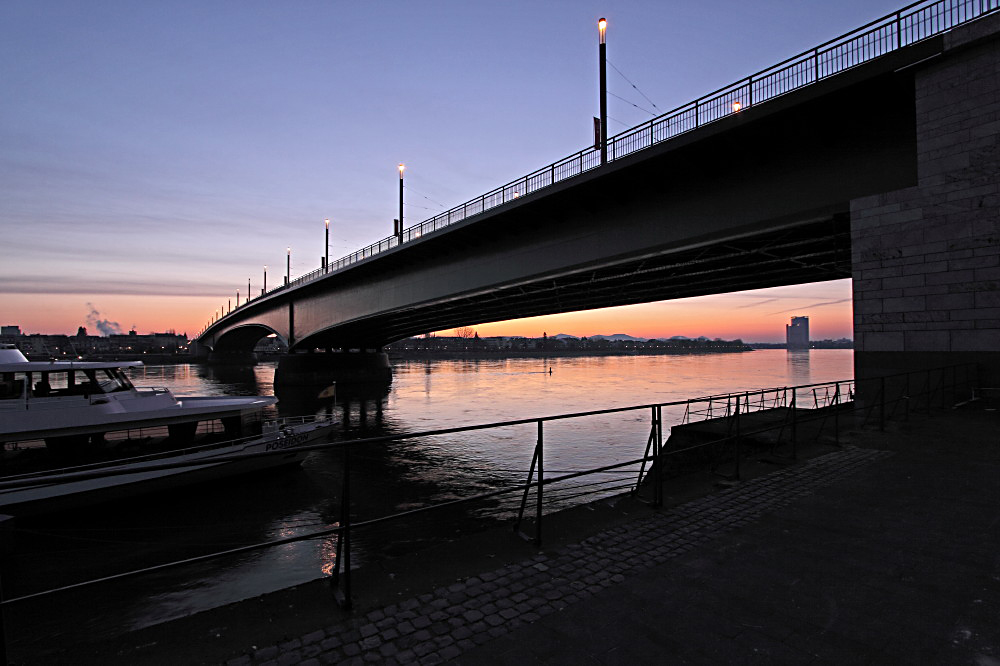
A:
[768, 298, 852, 316]
[734, 298, 779, 309]
[0, 275, 232, 297]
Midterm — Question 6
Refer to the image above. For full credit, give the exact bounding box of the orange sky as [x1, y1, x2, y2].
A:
[4, 278, 853, 343]
[446, 279, 853, 342]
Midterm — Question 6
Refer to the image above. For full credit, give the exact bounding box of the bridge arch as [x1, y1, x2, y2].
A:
[210, 323, 284, 361]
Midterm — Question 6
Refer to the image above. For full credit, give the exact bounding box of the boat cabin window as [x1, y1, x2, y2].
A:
[0, 376, 24, 399]
[98, 368, 133, 393]
[29, 369, 106, 397]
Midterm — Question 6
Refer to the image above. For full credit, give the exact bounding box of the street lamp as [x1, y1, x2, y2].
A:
[324, 218, 330, 273]
[398, 163, 405, 242]
[286, 246, 291, 285]
[598, 17, 608, 166]
[263, 265, 268, 294]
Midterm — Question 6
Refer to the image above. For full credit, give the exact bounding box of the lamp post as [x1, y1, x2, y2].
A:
[324, 218, 330, 272]
[598, 17, 608, 166]
[247, 277, 250, 303]
[398, 163, 405, 242]
[286, 247, 291, 285]
[263, 265, 267, 294]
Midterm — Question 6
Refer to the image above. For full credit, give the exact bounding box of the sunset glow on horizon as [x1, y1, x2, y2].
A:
[3, 278, 851, 345]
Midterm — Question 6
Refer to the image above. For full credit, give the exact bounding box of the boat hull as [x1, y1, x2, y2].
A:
[0, 420, 334, 517]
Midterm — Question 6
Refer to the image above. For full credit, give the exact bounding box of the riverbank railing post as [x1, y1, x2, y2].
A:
[833, 382, 840, 446]
[535, 421, 544, 545]
[905, 371, 911, 421]
[331, 441, 352, 609]
[654, 405, 663, 508]
[515, 420, 544, 546]
[733, 396, 742, 481]
[1, 562, 6, 665]
[879, 375, 886, 431]
[791, 388, 798, 460]
[925, 368, 932, 413]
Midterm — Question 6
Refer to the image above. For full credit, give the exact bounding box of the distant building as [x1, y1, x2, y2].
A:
[1, 325, 22, 337]
[786, 316, 810, 350]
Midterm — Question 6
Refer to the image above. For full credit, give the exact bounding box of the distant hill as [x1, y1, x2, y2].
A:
[588, 333, 641, 341]
[549, 333, 717, 342]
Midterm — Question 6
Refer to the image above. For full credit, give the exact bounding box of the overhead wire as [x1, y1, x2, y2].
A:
[608, 59, 663, 115]
[608, 92, 658, 118]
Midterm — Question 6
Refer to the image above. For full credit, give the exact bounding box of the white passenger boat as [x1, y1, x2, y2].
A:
[0, 344, 276, 452]
[0, 344, 337, 516]
[0, 416, 335, 516]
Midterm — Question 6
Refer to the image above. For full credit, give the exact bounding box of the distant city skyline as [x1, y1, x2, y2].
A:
[1, 1, 890, 341]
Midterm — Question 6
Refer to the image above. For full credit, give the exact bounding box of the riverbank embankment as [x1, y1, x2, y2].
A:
[20, 396, 998, 665]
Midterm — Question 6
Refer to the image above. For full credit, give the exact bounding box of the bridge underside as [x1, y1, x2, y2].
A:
[202, 16, 1000, 389]
[322, 215, 850, 347]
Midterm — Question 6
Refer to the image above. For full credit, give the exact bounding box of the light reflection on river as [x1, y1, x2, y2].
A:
[6, 349, 852, 656]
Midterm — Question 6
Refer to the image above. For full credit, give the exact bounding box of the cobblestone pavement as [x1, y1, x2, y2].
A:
[228, 446, 892, 665]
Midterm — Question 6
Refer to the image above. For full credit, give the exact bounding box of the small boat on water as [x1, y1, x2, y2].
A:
[0, 344, 337, 516]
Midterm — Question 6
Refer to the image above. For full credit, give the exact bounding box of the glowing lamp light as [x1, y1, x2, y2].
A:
[732, 101, 742, 113]
[325, 217, 330, 228]
[598, 17, 607, 44]
[398, 163, 405, 176]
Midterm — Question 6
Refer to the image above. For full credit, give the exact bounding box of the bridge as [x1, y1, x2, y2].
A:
[195, 0, 1000, 386]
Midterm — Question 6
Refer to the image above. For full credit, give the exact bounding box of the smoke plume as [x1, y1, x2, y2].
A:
[85, 303, 123, 336]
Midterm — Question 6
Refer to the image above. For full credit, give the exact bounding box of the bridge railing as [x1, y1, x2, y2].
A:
[205, 0, 998, 335]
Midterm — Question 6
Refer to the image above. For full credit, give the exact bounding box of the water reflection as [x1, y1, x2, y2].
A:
[7, 350, 855, 658]
[786, 349, 812, 386]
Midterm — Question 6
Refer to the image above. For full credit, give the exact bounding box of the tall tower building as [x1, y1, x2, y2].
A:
[786, 316, 809, 350]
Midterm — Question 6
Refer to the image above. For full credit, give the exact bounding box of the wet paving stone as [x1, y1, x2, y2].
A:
[233, 443, 1000, 665]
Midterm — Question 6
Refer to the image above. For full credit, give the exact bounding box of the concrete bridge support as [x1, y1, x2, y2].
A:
[206, 350, 259, 365]
[274, 351, 392, 389]
[852, 16, 1000, 391]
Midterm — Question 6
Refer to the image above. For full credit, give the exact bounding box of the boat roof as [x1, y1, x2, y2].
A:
[0, 361, 146, 373]
[0, 345, 144, 373]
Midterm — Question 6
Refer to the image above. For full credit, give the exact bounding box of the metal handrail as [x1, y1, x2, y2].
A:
[201, 0, 998, 335]
[0, 362, 977, 612]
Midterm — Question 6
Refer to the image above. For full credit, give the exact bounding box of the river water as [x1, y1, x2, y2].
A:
[4, 349, 852, 655]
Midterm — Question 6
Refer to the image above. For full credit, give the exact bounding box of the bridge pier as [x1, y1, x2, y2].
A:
[206, 350, 259, 365]
[274, 350, 392, 388]
[852, 16, 1000, 394]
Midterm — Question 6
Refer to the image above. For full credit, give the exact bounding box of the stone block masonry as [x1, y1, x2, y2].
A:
[852, 12, 1000, 383]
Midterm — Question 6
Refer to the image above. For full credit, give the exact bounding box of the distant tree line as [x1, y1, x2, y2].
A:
[385, 334, 752, 356]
